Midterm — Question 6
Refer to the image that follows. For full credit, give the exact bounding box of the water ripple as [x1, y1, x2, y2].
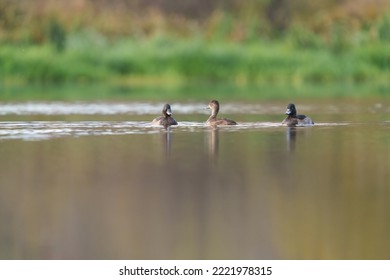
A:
[0, 121, 351, 141]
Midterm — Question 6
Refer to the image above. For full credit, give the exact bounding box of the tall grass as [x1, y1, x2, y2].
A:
[1, 2, 390, 100]
[1, 35, 389, 88]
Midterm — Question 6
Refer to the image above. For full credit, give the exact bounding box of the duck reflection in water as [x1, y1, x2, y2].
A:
[207, 127, 219, 166]
[286, 126, 313, 154]
[286, 127, 297, 153]
[162, 127, 172, 158]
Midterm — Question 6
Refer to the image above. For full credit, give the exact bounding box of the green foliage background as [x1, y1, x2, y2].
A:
[0, 0, 390, 99]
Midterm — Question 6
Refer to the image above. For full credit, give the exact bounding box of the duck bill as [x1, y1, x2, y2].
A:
[166, 108, 172, 116]
[285, 108, 292, 115]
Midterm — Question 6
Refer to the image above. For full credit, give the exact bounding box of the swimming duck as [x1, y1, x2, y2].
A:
[282, 103, 314, 127]
[206, 100, 237, 126]
[152, 104, 178, 127]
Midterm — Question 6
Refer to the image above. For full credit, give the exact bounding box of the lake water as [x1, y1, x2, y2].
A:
[0, 99, 389, 259]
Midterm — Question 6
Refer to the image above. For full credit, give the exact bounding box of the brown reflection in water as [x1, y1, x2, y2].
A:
[270, 125, 390, 259]
[286, 127, 297, 153]
[162, 127, 172, 158]
[206, 128, 219, 167]
[286, 127, 313, 154]
[0, 131, 278, 259]
[1, 123, 390, 260]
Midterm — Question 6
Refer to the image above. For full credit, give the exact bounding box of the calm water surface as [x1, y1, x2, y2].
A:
[0, 100, 389, 259]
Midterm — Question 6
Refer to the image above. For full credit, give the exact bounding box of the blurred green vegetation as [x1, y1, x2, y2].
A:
[0, 0, 390, 99]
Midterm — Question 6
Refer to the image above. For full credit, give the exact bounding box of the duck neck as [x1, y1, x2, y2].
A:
[209, 108, 219, 119]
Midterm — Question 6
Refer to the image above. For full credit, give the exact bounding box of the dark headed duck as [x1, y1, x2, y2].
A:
[282, 103, 314, 127]
[152, 104, 178, 127]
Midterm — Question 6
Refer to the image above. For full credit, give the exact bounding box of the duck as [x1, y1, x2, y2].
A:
[152, 104, 178, 127]
[206, 100, 237, 126]
[282, 103, 314, 127]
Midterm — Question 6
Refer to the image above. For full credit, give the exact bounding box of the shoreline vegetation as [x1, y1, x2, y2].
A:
[0, 0, 389, 100]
